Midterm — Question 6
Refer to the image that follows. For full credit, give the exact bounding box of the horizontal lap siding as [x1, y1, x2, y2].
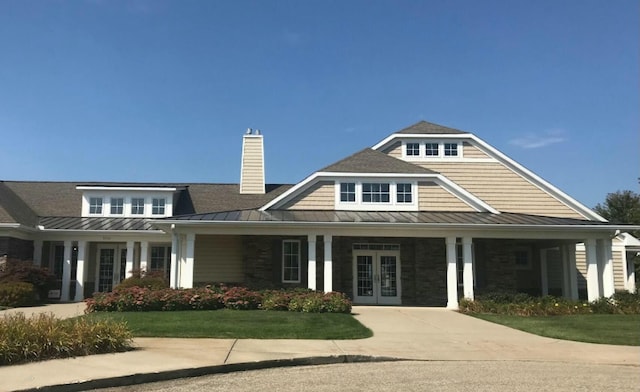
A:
[418, 182, 474, 212]
[462, 142, 489, 158]
[575, 246, 625, 291]
[382, 142, 402, 158]
[240, 138, 264, 193]
[419, 162, 584, 218]
[194, 235, 243, 283]
[282, 181, 335, 210]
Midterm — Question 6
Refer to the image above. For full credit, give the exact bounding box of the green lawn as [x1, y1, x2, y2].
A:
[470, 313, 640, 346]
[84, 310, 373, 339]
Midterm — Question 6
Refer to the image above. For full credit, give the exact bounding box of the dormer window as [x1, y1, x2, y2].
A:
[152, 198, 166, 215]
[362, 183, 390, 203]
[110, 198, 124, 215]
[340, 183, 356, 202]
[89, 197, 103, 214]
[405, 143, 420, 156]
[425, 143, 439, 156]
[444, 143, 458, 156]
[131, 198, 145, 215]
[402, 141, 462, 159]
[336, 181, 417, 211]
[396, 183, 412, 203]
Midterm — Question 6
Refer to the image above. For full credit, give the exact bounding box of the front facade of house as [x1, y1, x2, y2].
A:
[1, 122, 637, 307]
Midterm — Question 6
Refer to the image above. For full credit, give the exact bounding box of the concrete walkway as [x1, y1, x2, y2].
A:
[1, 305, 639, 391]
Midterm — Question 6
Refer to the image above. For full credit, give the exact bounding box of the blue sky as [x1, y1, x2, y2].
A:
[0, 0, 637, 208]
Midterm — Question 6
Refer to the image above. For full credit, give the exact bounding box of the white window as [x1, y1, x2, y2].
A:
[110, 198, 124, 215]
[444, 143, 458, 157]
[89, 197, 103, 214]
[396, 183, 412, 203]
[131, 198, 145, 215]
[152, 198, 166, 215]
[405, 143, 420, 156]
[150, 245, 171, 279]
[362, 183, 390, 203]
[282, 240, 301, 283]
[514, 248, 532, 270]
[340, 183, 356, 202]
[425, 143, 439, 156]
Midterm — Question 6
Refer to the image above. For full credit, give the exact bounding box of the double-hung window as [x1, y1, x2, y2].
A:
[131, 198, 145, 215]
[444, 143, 458, 156]
[362, 183, 390, 203]
[110, 198, 124, 215]
[89, 197, 103, 214]
[152, 198, 166, 215]
[340, 183, 356, 202]
[405, 143, 420, 156]
[282, 240, 301, 283]
[425, 143, 439, 156]
[396, 183, 412, 203]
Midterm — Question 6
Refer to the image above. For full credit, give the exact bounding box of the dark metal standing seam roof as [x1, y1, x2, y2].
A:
[166, 210, 605, 226]
[38, 217, 158, 231]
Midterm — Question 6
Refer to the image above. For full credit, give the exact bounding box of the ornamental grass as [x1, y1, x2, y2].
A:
[0, 312, 132, 366]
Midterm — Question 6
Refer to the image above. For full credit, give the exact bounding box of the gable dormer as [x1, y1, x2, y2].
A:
[77, 185, 179, 218]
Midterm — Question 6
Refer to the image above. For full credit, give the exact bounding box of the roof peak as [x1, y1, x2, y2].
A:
[396, 120, 468, 135]
[319, 148, 436, 174]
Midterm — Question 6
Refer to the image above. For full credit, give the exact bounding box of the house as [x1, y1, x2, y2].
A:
[0, 121, 637, 307]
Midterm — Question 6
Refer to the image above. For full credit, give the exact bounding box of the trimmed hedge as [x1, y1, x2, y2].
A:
[0, 312, 132, 366]
[459, 291, 640, 316]
[86, 286, 352, 314]
[0, 282, 36, 307]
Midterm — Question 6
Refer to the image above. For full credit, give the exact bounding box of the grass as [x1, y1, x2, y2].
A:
[470, 313, 640, 346]
[84, 310, 373, 339]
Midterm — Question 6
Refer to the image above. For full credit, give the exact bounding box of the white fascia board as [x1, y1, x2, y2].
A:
[0, 223, 21, 228]
[373, 132, 605, 222]
[466, 135, 606, 222]
[76, 186, 177, 192]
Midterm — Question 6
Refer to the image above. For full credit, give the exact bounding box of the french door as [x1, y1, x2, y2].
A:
[95, 245, 127, 293]
[353, 250, 401, 305]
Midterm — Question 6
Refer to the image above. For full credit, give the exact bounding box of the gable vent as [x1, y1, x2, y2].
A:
[240, 128, 265, 194]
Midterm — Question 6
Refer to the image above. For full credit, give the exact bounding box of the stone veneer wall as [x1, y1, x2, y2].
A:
[242, 235, 309, 289]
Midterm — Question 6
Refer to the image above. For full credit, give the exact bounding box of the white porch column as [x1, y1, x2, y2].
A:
[74, 241, 87, 302]
[125, 241, 134, 278]
[462, 237, 474, 300]
[181, 233, 195, 289]
[60, 240, 72, 302]
[140, 241, 149, 273]
[170, 232, 179, 289]
[566, 245, 579, 301]
[323, 234, 333, 293]
[601, 238, 615, 298]
[33, 239, 43, 266]
[445, 237, 458, 309]
[585, 238, 600, 302]
[307, 235, 317, 291]
[540, 250, 549, 296]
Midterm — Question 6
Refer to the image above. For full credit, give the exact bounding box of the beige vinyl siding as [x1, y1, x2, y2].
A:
[462, 142, 489, 158]
[418, 181, 474, 212]
[417, 162, 584, 218]
[194, 235, 243, 283]
[575, 246, 625, 291]
[382, 141, 402, 158]
[240, 136, 265, 194]
[282, 181, 335, 210]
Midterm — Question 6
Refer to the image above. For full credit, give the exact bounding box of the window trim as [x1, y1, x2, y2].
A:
[131, 197, 145, 215]
[401, 140, 463, 159]
[110, 197, 125, 215]
[282, 240, 301, 283]
[152, 198, 166, 215]
[89, 197, 103, 215]
[335, 180, 418, 211]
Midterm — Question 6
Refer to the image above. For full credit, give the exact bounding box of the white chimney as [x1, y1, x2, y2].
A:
[240, 128, 265, 194]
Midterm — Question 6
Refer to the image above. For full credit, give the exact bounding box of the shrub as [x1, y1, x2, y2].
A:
[222, 286, 262, 310]
[261, 290, 295, 311]
[287, 291, 352, 313]
[611, 291, 640, 313]
[115, 269, 168, 291]
[0, 282, 36, 307]
[0, 312, 132, 365]
[0, 261, 56, 302]
[85, 286, 224, 312]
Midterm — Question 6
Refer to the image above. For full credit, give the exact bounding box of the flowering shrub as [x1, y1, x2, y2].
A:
[115, 269, 168, 292]
[459, 291, 640, 316]
[86, 285, 352, 314]
[0, 260, 56, 303]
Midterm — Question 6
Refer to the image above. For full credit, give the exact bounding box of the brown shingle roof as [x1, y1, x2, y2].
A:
[319, 148, 436, 174]
[396, 121, 467, 135]
[0, 182, 39, 225]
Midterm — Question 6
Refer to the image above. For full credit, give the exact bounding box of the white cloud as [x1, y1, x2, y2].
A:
[509, 129, 567, 149]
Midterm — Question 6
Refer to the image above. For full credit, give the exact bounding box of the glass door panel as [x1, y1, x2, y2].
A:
[98, 248, 115, 292]
[379, 255, 397, 297]
[356, 255, 374, 297]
